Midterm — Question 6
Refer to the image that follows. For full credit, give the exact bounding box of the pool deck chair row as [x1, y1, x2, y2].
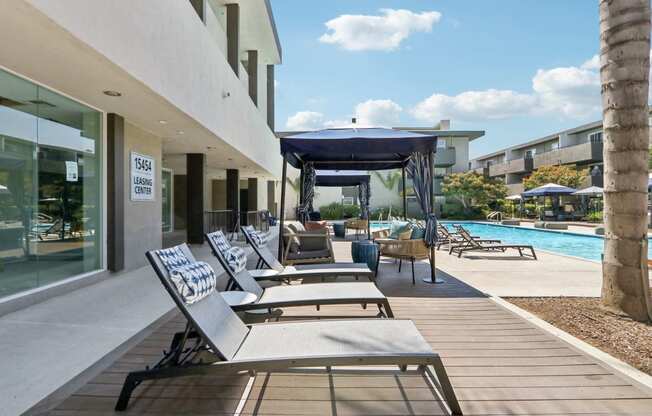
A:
[205, 232, 393, 317]
[240, 225, 375, 282]
[115, 246, 463, 415]
[451, 227, 537, 259]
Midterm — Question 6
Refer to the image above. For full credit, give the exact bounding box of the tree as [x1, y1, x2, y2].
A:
[372, 171, 401, 191]
[522, 165, 588, 190]
[599, 0, 651, 322]
[442, 172, 507, 215]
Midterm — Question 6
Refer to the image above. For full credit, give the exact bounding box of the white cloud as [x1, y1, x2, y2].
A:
[285, 111, 324, 130]
[411, 57, 603, 122]
[411, 89, 537, 122]
[319, 9, 441, 51]
[581, 54, 600, 70]
[354, 99, 402, 126]
[532, 66, 601, 117]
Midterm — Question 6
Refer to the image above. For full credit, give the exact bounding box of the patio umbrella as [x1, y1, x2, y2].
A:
[505, 194, 522, 200]
[572, 186, 603, 196]
[521, 183, 577, 197]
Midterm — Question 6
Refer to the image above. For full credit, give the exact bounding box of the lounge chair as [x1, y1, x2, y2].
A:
[205, 232, 393, 317]
[441, 225, 501, 250]
[115, 249, 462, 415]
[450, 228, 537, 259]
[241, 225, 375, 282]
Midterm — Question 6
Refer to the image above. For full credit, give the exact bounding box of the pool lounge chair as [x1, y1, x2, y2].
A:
[438, 225, 501, 250]
[206, 232, 393, 317]
[115, 250, 462, 415]
[240, 225, 374, 282]
[450, 228, 537, 259]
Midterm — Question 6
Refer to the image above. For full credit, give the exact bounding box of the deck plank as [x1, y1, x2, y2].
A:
[45, 239, 652, 415]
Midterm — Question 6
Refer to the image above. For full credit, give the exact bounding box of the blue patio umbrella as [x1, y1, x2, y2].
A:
[521, 183, 577, 197]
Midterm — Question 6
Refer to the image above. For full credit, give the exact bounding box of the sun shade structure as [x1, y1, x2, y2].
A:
[279, 127, 441, 284]
[315, 170, 372, 238]
[572, 186, 603, 196]
[505, 194, 522, 200]
[280, 128, 439, 170]
[521, 183, 577, 197]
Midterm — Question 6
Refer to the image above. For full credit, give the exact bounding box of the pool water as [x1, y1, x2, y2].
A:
[439, 221, 652, 262]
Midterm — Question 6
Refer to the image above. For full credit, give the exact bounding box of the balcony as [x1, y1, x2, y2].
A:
[506, 182, 525, 195]
[434, 147, 456, 167]
[533, 141, 603, 168]
[488, 157, 533, 177]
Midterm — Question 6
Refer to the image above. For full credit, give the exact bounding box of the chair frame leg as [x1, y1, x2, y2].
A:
[411, 258, 415, 285]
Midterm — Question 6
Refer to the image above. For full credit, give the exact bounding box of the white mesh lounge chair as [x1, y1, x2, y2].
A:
[240, 225, 375, 282]
[205, 233, 393, 317]
[115, 247, 462, 415]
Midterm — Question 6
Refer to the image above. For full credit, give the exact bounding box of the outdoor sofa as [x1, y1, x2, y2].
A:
[114, 245, 462, 415]
[282, 222, 335, 265]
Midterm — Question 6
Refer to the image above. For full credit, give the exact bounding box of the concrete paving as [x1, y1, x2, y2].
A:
[0, 229, 271, 416]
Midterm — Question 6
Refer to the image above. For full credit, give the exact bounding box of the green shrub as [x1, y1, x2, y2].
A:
[319, 202, 361, 220]
[585, 211, 603, 223]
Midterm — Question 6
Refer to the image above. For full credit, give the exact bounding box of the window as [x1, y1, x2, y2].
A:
[341, 197, 354, 205]
[0, 69, 102, 299]
[589, 131, 603, 143]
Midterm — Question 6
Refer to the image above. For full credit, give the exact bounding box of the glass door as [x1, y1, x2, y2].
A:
[161, 169, 173, 233]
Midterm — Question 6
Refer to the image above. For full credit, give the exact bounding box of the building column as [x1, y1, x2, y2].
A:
[247, 50, 258, 106]
[226, 169, 240, 230]
[226, 4, 240, 77]
[248, 177, 259, 211]
[267, 180, 276, 216]
[186, 154, 205, 244]
[107, 114, 125, 272]
[266, 65, 275, 131]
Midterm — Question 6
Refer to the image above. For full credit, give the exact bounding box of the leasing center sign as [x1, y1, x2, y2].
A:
[130, 152, 155, 201]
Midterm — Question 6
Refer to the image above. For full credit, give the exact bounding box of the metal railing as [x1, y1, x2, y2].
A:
[204, 210, 235, 235]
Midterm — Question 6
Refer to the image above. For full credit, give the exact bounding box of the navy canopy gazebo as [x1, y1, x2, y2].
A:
[521, 183, 577, 197]
[279, 127, 442, 283]
[315, 170, 372, 238]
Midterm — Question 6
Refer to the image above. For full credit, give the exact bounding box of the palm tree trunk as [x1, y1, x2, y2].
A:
[600, 0, 652, 322]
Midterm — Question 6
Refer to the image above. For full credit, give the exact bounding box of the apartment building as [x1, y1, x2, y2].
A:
[469, 119, 613, 196]
[0, 1, 282, 310]
[278, 121, 485, 216]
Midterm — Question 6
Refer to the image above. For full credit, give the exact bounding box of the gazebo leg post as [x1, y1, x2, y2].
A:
[277, 156, 288, 261]
[402, 166, 407, 220]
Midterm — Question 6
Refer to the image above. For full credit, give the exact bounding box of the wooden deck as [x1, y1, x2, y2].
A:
[47, 241, 652, 415]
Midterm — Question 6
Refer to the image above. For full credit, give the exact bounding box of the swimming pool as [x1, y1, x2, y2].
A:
[439, 221, 652, 262]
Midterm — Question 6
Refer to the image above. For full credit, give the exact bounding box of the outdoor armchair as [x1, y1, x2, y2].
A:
[116, 245, 462, 415]
[375, 237, 430, 285]
[344, 218, 368, 239]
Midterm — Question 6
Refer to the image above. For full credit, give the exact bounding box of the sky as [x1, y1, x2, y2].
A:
[270, 0, 604, 159]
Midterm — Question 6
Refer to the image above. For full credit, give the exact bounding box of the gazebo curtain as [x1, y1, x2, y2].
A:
[358, 181, 370, 219]
[406, 152, 438, 247]
[298, 162, 316, 223]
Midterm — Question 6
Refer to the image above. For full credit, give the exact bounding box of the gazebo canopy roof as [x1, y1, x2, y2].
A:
[522, 183, 577, 197]
[280, 127, 438, 170]
[315, 170, 370, 187]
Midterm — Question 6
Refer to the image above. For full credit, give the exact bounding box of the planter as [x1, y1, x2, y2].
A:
[333, 223, 346, 238]
[351, 240, 378, 271]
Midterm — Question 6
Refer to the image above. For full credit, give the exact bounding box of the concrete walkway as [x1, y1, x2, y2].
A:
[0, 230, 272, 416]
[433, 247, 603, 297]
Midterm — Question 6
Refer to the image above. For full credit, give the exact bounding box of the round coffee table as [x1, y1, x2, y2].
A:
[221, 291, 258, 306]
[350, 240, 379, 272]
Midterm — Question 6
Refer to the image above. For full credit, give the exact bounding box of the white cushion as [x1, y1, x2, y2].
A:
[169, 261, 217, 304]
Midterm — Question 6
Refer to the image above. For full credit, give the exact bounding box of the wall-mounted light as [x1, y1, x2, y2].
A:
[159, 120, 168, 125]
[103, 90, 122, 97]
[222, 91, 231, 99]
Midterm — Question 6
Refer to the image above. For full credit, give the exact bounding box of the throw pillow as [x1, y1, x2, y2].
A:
[169, 261, 217, 304]
[224, 246, 247, 274]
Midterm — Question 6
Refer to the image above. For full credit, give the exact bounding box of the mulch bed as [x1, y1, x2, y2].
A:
[506, 296, 652, 375]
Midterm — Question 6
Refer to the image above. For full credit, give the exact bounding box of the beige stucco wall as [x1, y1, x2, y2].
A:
[123, 122, 163, 270]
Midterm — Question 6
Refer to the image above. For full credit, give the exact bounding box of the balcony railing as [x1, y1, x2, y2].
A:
[533, 141, 603, 168]
[434, 147, 456, 167]
[488, 157, 533, 177]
